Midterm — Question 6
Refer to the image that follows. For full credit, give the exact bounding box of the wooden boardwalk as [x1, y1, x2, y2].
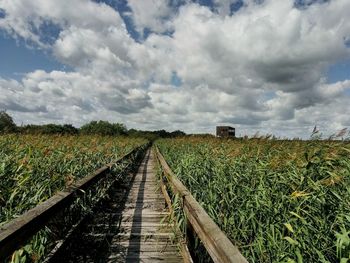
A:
[107, 149, 182, 262]
[45, 148, 183, 263]
[0, 145, 247, 262]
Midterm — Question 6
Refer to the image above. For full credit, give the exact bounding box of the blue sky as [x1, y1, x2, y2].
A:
[2, 33, 348, 84]
[0, 0, 347, 83]
[0, 0, 349, 137]
[0, 35, 68, 79]
[327, 60, 350, 83]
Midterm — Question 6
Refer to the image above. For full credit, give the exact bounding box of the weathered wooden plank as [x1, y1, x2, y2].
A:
[107, 255, 182, 263]
[108, 210, 170, 217]
[0, 145, 148, 261]
[160, 178, 173, 214]
[125, 193, 163, 198]
[179, 240, 194, 263]
[111, 247, 179, 255]
[110, 251, 181, 257]
[85, 224, 174, 234]
[117, 240, 176, 245]
[118, 225, 172, 233]
[108, 251, 182, 261]
[155, 148, 191, 200]
[155, 147, 248, 263]
[109, 233, 176, 244]
[153, 148, 193, 263]
[123, 203, 165, 210]
[126, 198, 165, 204]
[107, 149, 184, 262]
[124, 199, 165, 204]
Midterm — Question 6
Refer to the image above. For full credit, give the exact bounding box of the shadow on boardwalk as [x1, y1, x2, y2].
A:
[49, 152, 148, 263]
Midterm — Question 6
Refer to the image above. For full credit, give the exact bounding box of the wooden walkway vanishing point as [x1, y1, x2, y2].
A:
[0, 144, 248, 263]
[106, 149, 182, 262]
[56, 148, 184, 262]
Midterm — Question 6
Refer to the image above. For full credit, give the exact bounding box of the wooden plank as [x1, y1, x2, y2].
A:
[109, 251, 181, 257]
[0, 144, 148, 261]
[107, 255, 182, 263]
[108, 233, 176, 244]
[154, 148, 193, 263]
[155, 148, 191, 200]
[109, 243, 179, 253]
[108, 149, 184, 262]
[180, 240, 194, 263]
[123, 203, 165, 210]
[184, 200, 247, 263]
[160, 179, 173, 214]
[155, 147, 248, 263]
[117, 240, 176, 246]
[119, 222, 174, 228]
[108, 210, 170, 217]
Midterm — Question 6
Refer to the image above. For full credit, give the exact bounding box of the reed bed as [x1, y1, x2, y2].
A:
[156, 137, 350, 262]
[0, 134, 146, 226]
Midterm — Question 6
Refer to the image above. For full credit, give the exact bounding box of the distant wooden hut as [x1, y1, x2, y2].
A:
[216, 126, 235, 137]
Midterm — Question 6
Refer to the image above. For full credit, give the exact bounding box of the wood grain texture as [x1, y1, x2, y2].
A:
[0, 145, 145, 261]
[156, 147, 248, 263]
[108, 149, 183, 262]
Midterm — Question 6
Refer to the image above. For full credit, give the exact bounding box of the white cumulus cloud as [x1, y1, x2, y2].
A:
[0, 0, 349, 137]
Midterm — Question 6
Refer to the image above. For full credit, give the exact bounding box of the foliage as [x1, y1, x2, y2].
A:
[156, 137, 350, 263]
[79, 120, 127, 136]
[0, 112, 187, 138]
[0, 111, 17, 133]
[0, 134, 146, 226]
[19, 124, 78, 135]
[128, 128, 186, 140]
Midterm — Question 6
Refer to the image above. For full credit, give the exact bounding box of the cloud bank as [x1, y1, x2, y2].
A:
[0, 0, 349, 137]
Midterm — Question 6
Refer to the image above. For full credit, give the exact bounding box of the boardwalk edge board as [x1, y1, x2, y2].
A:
[103, 148, 184, 262]
[155, 146, 249, 263]
[0, 143, 149, 261]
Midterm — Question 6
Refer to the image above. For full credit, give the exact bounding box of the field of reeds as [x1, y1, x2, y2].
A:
[156, 137, 350, 263]
[0, 134, 147, 226]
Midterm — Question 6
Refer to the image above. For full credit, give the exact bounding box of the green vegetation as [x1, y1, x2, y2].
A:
[80, 120, 127, 136]
[156, 137, 350, 262]
[0, 111, 17, 133]
[19, 124, 79, 135]
[0, 111, 186, 137]
[0, 134, 146, 226]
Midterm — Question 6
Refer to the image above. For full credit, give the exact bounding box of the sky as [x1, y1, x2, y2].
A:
[0, 0, 349, 138]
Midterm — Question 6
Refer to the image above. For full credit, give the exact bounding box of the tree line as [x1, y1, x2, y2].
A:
[0, 111, 186, 138]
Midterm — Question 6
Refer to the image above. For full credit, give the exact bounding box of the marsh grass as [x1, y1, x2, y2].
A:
[156, 137, 350, 262]
[0, 135, 146, 262]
